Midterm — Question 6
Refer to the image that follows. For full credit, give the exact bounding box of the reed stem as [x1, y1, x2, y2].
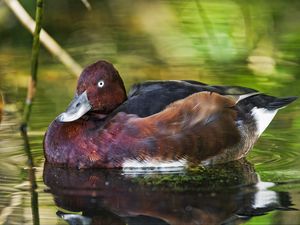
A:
[21, 0, 43, 127]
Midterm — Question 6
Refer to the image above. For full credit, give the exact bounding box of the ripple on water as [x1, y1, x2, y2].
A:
[0, 103, 29, 222]
[250, 135, 300, 182]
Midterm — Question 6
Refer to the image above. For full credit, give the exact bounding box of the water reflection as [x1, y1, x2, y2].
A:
[44, 160, 294, 225]
[20, 127, 40, 225]
[0, 92, 3, 124]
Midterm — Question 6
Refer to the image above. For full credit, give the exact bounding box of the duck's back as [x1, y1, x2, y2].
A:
[112, 80, 258, 118]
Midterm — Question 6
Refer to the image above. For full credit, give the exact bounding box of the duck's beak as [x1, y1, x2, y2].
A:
[57, 91, 92, 122]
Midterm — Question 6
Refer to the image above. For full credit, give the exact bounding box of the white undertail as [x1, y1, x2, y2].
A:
[251, 107, 278, 136]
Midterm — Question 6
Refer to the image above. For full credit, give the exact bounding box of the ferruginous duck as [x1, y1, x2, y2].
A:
[44, 61, 297, 169]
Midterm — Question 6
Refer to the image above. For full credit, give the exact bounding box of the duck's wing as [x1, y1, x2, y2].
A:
[119, 81, 216, 117]
[117, 80, 258, 118]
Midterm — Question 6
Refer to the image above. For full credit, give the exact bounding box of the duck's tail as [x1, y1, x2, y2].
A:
[264, 96, 298, 110]
[237, 94, 297, 111]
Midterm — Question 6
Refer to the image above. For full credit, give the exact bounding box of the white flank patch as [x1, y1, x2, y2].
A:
[59, 214, 91, 225]
[253, 178, 278, 209]
[122, 159, 187, 174]
[251, 107, 278, 136]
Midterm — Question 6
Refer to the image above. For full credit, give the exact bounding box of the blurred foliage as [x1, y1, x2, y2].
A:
[1, 0, 300, 72]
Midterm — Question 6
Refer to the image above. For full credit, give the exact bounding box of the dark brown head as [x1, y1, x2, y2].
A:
[57, 61, 127, 122]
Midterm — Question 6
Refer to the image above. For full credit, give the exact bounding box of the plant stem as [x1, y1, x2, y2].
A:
[21, 0, 43, 127]
[19, 1, 43, 224]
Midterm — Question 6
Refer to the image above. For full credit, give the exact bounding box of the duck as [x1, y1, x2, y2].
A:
[43, 60, 297, 169]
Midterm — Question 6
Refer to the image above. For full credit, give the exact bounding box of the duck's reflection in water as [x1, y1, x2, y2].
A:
[43, 159, 295, 225]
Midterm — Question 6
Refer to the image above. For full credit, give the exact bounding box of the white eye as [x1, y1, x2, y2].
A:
[97, 80, 105, 88]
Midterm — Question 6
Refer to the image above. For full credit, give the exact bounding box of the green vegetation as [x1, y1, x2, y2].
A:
[131, 159, 257, 191]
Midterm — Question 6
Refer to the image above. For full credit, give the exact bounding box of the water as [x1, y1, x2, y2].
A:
[1, 0, 300, 224]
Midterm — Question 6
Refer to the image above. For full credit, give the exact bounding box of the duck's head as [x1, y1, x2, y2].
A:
[57, 61, 127, 122]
